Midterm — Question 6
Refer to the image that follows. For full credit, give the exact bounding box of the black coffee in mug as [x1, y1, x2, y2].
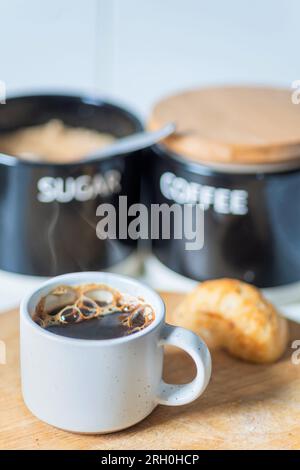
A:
[33, 284, 155, 340]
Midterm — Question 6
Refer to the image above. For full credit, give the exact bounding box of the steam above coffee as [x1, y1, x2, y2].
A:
[33, 283, 155, 340]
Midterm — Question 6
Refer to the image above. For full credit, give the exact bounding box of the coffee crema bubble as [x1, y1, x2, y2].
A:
[33, 284, 155, 340]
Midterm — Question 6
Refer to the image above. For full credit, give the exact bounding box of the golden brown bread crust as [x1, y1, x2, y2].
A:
[173, 279, 289, 364]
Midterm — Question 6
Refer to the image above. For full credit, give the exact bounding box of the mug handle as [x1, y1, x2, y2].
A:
[156, 324, 212, 406]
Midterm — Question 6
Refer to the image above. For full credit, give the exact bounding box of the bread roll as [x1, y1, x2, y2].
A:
[173, 279, 289, 363]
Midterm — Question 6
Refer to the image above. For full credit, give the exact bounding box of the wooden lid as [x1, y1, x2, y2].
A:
[148, 86, 300, 165]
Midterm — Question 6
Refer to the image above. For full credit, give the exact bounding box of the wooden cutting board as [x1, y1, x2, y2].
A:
[0, 292, 300, 450]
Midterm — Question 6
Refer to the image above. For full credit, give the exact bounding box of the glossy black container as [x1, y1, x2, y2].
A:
[0, 94, 143, 276]
[148, 145, 300, 288]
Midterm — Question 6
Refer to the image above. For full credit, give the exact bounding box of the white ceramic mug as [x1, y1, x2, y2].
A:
[20, 272, 211, 433]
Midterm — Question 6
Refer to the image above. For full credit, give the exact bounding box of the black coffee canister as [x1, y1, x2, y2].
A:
[148, 145, 300, 288]
[0, 94, 143, 276]
[147, 86, 300, 288]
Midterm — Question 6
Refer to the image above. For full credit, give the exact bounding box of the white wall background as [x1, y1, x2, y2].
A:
[0, 0, 299, 116]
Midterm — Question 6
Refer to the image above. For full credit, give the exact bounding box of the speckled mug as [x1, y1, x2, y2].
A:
[20, 272, 211, 433]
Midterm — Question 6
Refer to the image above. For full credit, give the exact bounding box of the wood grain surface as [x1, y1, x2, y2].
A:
[0, 292, 300, 450]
